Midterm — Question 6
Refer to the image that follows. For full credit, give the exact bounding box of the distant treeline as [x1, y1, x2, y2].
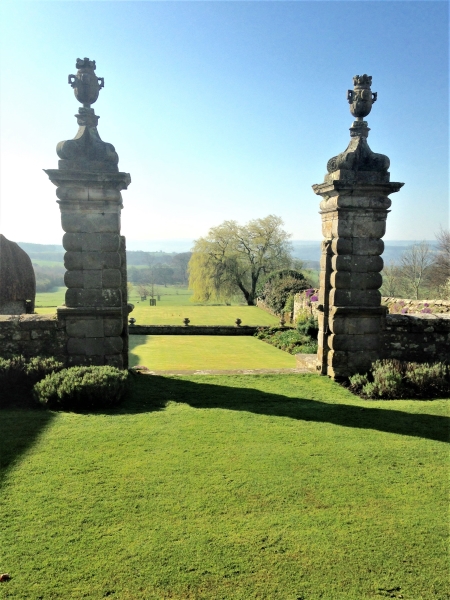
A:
[28, 248, 193, 292]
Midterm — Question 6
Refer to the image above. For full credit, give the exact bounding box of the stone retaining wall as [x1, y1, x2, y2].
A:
[0, 314, 67, 361]
[381, 313, 450, 363]
[129, 325, 262, 336]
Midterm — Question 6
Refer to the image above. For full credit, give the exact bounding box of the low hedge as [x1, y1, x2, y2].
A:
[34, 366, 130, 411]
[349, 359, 450, 399]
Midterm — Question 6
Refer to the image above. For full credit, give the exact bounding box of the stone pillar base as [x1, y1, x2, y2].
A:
[326, 306, 387, 379]
[57, 306, 125, 368]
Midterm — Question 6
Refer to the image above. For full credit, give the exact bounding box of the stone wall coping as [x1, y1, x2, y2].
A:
[129, 325, 264, 336]
[383, 297, 450, 307]
[0, 314, 56, 324]
[386, 313, 450, 322]
[57, 306, 123, 317]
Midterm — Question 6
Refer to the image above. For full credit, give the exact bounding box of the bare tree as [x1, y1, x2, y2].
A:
[381, 261, 403, 297]
[400, 242, 434, 299]
[430, 229, 450, 292]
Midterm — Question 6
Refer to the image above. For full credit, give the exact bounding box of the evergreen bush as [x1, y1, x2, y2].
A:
[34, 366, 130, 411]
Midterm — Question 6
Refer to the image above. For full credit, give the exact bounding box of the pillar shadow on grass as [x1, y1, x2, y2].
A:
[0, 406, 56, 488]
[119, 375, 449, 444]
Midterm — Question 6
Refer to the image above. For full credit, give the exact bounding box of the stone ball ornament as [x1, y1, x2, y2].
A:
[68, 57, 104, 107]
[347, 74, 377, 120]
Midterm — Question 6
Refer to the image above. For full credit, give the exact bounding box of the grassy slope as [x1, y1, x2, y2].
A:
[129, 336, 296, 370]
[1, 374, 448, 600]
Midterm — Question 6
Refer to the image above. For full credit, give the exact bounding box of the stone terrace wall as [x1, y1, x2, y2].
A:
[130, 325, 261, 336]
[0, 314, 67, 361]
[382, 313, 450, 363]
[382, 297, 450, 314]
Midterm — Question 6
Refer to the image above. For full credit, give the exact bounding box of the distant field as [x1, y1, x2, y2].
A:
[35, 287, 279, 326]
[129, 286, 195, 307]
[129, 335, 296, 370]
[34, 287, 66, 312]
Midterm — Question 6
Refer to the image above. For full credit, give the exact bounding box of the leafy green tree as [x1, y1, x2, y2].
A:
[188, 215, 292, 305]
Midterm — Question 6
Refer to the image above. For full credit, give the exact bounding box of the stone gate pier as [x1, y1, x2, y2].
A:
[45, 58, 131, 368]
[313, 75, 403, 379]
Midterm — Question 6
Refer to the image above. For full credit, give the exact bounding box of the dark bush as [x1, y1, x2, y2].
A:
[0, 355, 64, 407]
[296, 314, 319, 339]
[254, 327, 318, 355]
[34, 366, 130, 411]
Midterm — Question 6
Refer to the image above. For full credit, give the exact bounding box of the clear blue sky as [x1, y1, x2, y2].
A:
[0, 1, 448, 247]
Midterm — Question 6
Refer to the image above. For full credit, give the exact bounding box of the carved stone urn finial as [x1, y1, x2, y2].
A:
[347, 74, 377, 121]
[68, 58, 104, 108]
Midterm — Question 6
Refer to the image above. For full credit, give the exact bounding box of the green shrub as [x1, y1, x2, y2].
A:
[348, 359, 450, 399]
[404, 362, 449, 395]
[0, 355, 64, 407]
[349, 373, 369, 390]
[296, 314, 318, 339]
[363, 360, 405, 399]
[34, 366, 130, 411]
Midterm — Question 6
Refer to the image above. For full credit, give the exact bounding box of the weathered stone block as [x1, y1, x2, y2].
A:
[103, 336, 123, 354]
[67, 337, 87, 354]
[66, 318, 86, 337]
[83, 270, 103, 289]
[101, 289, 122, 307]
[82, 252, 121, 270]
[104, 317, 123, 337]
[61, 211, 120, 234]
[330, 289, 381, 307]
[63, 232, 83, 251]
[330, 316, 381, 335]
[100, 234, 121, 252]
[65, 270, 83, 288]
[65, 288, 83, 307]
[352, 238, 384, 256]
[81, 289, 106, 306]
[102, 269, 121, 288]
[64, 251, 83, 270]
[84, 337, 105, 356]
[331, 271, 382, 290]
[332, 255, 383, 273]
[333, 214, 387, 239]
[328, 333, 379, 352]
[81, 233, 103, 252]
[105, 354, 124, 369]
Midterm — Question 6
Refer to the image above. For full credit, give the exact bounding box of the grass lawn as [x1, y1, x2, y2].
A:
[34, 287, 66, 313]
[35, 286, 279, 325]
[129, 336, 297, 370]
[1, 374, 448, 599]
[130, 305, 279, 326]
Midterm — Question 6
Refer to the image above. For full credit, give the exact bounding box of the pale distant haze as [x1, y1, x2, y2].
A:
[0, 1, 448, 249]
